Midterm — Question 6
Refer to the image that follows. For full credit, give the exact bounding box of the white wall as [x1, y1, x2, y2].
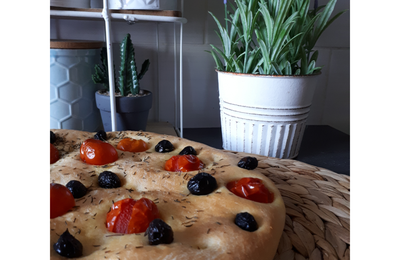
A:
[50, 0, 350, 134]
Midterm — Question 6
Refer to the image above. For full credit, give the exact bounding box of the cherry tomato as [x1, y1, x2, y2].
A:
[80, 139, 118, 165]
[226, 177, 274, 203]
[106, 198, 160, 234]
[116, 138, 148, 153]
[164, 155, 204, 172]
[50, 183, 75, 219]
[50, 143, 60, 164]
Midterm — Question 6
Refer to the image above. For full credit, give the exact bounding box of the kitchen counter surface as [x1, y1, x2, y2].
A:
[183, 125, 350, 176]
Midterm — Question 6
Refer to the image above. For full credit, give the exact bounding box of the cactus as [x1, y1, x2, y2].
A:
[92, 33, 150, 96]
[92, 48, 116, 91]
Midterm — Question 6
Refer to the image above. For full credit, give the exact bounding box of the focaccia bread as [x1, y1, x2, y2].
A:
[50, 129, 285, 260]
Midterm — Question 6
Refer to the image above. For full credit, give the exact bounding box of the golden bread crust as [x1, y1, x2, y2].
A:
[50, 129, 285, 260]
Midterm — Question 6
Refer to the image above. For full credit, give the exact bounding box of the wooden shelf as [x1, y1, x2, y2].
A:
[51, 6, 182, 16]
[50, 6, 187, 23]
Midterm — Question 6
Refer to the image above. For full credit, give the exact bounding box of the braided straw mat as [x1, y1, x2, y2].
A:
[223, 151, 350, 260]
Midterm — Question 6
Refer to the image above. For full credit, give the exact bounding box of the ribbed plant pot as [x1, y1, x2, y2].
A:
[217, 70, 320, 159]
[95, 90, 152, 132]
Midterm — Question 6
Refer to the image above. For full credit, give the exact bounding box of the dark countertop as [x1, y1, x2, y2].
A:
[295, 125, 350, 175]
[183, 125, 350, 176]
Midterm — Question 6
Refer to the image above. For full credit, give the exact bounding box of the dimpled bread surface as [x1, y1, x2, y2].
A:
[50, 129, 285, 260]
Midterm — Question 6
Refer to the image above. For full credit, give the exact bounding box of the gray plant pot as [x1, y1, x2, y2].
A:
[95, 90, 152, 131]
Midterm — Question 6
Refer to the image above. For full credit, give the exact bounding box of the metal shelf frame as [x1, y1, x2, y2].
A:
[50, 0, 186, 137]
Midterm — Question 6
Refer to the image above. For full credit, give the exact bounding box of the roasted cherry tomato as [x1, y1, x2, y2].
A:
[50, 183, 75, 219]
[106, 198, 160, 234]
[226, 177, 274, 203]
[50, 143, 60, 164]
[80, 139, 118, 165]
[164, 155, 204, 172]
[116, 138, 148, 153]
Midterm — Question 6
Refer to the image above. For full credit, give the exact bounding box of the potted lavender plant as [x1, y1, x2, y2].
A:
[208, 0, 346, 159]
[92, 33, 152, 132]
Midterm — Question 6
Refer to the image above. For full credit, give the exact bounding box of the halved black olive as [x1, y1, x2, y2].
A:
[234, 212, 258, 232]
[146, 219, 174, 245]
[53, 229, 83, 258]
[155, 140, 175, 153]
[237, 156, 258, 170]
[179, 146, 197, 156]
[187, 172, 217, 195]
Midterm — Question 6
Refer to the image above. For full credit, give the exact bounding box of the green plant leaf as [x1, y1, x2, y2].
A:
[296, 0, 311, 31]
[229, 7, 241, 42]
[310, 50, 319, 63]
[270, 61, 282, 75]
[315, 0, 337, 32]
[92, 65, 107, 87]
[252, 57, 264, 74]
[284, 61, 292, 75]
[206, 0, 345, 75]
[233, 52, 245, 73]
[258, 65, 265, 74]
[244, 48, 261, 74]
[210, 44, 229, 64]
[209, 12, 232, 59]
[119, 34, 129, 96]
[310, 0, 347, 49]
[92, 47, 113, 91]
[258, 1, 274, 48]
[138, 59, 150, 80]
[119, 33, 140, 96]
[206, 50, 224, 71]
[272, 0, 295, 40]
[300, 46, 308, 75]
[307, 60, 316, 73]
[314, 10, 347, 47]
[256, 36, 271, 74]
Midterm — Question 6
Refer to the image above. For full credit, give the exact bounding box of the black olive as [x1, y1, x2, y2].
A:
[155, 140, 175, 153]
[98, 171, 121, 189]
[237, 156, 258, 170]
[94, 130, 107, 141]
[187, 172, 217, 195]
[53, 229, 83, 258]
[145, 219, 174, 245]
[179, 146, 197, 156]
[234, 212, 258, 232]
[66, 180, 87, 198]
[50, 131, 56, 144]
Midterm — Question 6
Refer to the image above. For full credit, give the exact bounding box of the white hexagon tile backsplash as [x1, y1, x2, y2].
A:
[50, 49, 103, 132]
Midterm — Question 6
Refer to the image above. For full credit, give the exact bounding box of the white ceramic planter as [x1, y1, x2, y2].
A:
[217, 71, 320, 159]
[91, 0, 177, 10]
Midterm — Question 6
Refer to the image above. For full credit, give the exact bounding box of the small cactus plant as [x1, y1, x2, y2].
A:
[92, 47, 116, 91]
[92, 33, 150, 96]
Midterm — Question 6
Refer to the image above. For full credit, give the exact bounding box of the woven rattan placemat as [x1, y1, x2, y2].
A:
[223, 151, 350, 260]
